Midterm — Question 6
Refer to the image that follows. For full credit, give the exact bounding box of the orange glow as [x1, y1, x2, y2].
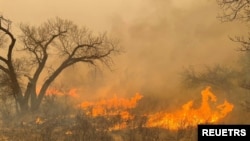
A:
[36, 87, 80, 98]
[146, 86, 234, 130]
[78, 86, 233, 130]
[41, 86, 234, 131]
[45, 88, 64, 96]
[35, 117, 44, 125]
[79, 93, 143, 120]
[68, 88, 79, 98]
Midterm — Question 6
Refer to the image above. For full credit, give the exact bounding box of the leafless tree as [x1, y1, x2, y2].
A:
[0, 16, 121, 113]
[217, 0, 250, 22]
[217, 0, 250, 51]
[180, 65, 236, 91]
[217, 0, 250, 92]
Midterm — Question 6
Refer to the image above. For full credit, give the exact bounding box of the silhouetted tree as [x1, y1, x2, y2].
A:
[217, 0, 250, 90]
[0, 16, 121, 113]
[217, 0, 250, 51]
[181, 65, 236, 91]
[217, 0, 250, 22]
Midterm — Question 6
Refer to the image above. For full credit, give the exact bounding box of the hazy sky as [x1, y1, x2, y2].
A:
[0, 0, 247, 99]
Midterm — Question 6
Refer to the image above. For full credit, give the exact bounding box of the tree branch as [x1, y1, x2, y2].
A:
[0, 65, 9, 74]
[217, 0, 250, 22]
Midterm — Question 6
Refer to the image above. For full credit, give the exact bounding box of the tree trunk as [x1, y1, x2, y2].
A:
[30, 98, 40, 112]
[18, 99, 29, 113]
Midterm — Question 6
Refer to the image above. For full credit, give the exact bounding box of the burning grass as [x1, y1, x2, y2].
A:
[146, 86, 234, 130]
[77, 86, 234, 131]
[0, 86, 234, 141]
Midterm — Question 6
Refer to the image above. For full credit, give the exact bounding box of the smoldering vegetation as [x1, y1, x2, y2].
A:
[0, 88, 201, 141]
[1, 0, 250, 141]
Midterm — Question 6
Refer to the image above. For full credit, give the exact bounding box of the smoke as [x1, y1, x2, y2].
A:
[44, 0, 247, 106]
[0, 0, 247, 102]
[81, 0, 246, 99]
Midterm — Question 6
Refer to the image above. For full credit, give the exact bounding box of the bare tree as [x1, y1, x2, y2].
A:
[180, 65, 236, 90]
[0, 16, 121, 113]
[217, 0, 250, 51]
[217, 0, 250, 22]
[216, 0, 250, 92]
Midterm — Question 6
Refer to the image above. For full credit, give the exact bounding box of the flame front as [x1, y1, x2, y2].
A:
[44, 86, 234, 131]
[146, 86, 234, 130]
[79, 93, 143, 120]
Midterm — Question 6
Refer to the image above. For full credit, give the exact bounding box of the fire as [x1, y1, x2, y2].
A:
[36, 87, 80, 98]
[45, 88, 64, 96]
[79, 93, 143, 120]
[146, 86, 234, 130]
[35, 117, 44, 125]
[40, 86, 234, 131]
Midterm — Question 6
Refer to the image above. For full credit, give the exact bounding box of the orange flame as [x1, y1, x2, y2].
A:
[146, 86, 234, 130]
[42, 86, 234, 131]
[36, 87, 80, 98]
[45, 88, 64, 96]
[79, 93, 143, 120]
